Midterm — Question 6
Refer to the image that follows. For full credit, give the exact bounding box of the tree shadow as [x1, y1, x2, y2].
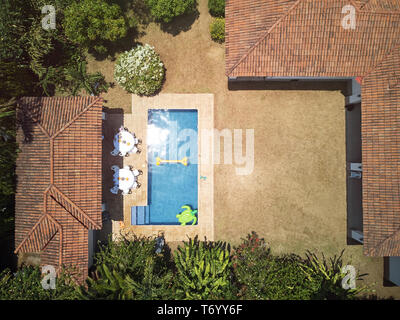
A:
[159, 9, 200, 36]
[16, 98, 44, 144]
[89, 28, 146, 62]
[113, 0, 152, 26]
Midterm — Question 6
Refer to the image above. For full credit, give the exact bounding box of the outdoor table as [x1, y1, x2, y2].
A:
[112, 166, 137, 195]
[113, 129, 137, 157]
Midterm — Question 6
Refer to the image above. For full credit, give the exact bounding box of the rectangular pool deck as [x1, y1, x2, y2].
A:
[113, 94, 214, 242]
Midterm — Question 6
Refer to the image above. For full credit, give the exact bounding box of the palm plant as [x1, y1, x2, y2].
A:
[76, 264, 134, 300]
[174, 236, 231, 299]
[299, 249, 371, 299]
[64, 59, 111, 96]
[126, 256, 174, 299]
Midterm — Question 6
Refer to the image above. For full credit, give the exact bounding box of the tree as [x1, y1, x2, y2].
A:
[64, 0, 129, 54]
[145, 0, 197, 23]
[208, 0, 225, 17]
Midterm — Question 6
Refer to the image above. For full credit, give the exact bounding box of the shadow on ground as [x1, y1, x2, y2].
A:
[228, 80, 350, 96]
[345, 103, 363, 245]
[89, 29, 145, 62]
[99, 107, 124, 243]
[160, 9, 200, 36]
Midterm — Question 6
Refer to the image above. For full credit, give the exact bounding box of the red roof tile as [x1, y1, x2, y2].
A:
[15, 97, 103, 281]
[226, 0, 400, 256]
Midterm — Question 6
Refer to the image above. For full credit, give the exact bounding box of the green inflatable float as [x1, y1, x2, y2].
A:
[176, 205, 198, 225]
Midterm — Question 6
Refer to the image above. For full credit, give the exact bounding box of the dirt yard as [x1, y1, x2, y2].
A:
[88, 0, 400, 299]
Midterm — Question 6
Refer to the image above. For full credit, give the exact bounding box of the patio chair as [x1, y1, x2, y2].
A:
[110, 186, 119, 194]
[111, 149, 119, 156]
[130, 146, 140, 154]
[131, 182, 141, 189]
[111, 165, 119, 172]
[132, 169, 142, 176]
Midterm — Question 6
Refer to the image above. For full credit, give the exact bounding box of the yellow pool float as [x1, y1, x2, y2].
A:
[156, 157, 188, 166]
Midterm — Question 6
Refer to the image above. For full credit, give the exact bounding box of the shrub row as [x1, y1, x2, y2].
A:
[0, 232, 371, 300]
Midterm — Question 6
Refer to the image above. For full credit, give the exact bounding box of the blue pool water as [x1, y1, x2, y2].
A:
[131, 109, 198, 225]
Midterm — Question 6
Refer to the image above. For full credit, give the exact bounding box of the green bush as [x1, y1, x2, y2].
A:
[0, 266, 78, 300]
[76, 263, 134, 299]
[210, 18, 225, 43]
[78, 234, 174, 299]
[0, 232, 374, 300]
[95, 234, 170, 277]
[232, 232, 319, 300]
[145, 0, 197, 23]
[64, 0, 129, 54]
[232, 232, 371, 300]
[299, 250, 370, 299]
[174, 236, 231, 299]
[208, 0, 225, 17]
[114, 44, 165, 96]
[125, 256, 174, 300]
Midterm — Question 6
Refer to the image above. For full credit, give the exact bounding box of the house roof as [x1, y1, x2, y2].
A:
[226, 0, 400, 256]
[15, 96, 103, 280]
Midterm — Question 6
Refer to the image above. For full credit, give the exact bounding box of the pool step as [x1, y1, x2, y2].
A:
[131, 206, 150, 225]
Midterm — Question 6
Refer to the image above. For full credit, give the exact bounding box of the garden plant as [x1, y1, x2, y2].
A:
[208, 0, 225, 17]
[114, 44, 165, 96]
[174, 236, 232, 299]
[0, 232, 373, 300]
[64, 0, 130, 55]
[145, 0, 197, 23]
[210, 18, 225, 43]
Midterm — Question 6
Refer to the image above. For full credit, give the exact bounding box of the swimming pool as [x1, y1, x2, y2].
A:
[131, 109, 198, 225]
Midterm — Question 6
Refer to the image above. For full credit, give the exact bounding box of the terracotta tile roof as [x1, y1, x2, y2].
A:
[15, 97, 103, 281]
[354, 0, 400, 12]
[226, 0, 400, 77]
[226, 0, 400, 256]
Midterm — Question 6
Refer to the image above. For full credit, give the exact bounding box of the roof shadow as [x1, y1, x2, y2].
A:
[228, 79, 350, 96]
[101, 107, 124, 242]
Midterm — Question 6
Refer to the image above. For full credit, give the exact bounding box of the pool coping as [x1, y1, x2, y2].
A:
[117, 93, 214, 242]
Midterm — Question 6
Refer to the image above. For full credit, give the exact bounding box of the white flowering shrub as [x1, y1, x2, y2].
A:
[114, 44, 165, 95]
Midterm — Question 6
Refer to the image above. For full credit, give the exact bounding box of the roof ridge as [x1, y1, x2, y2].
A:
[367, 226, 400, 256]
[14, 213, 60, 254]
[353, 0, 400, 14]
[361, 43, 400, 80]
[349, 0, 363, 11]
[227, 0, 303, 76]
[48, 184, 101, 230]
[52, 96, 102, 139]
